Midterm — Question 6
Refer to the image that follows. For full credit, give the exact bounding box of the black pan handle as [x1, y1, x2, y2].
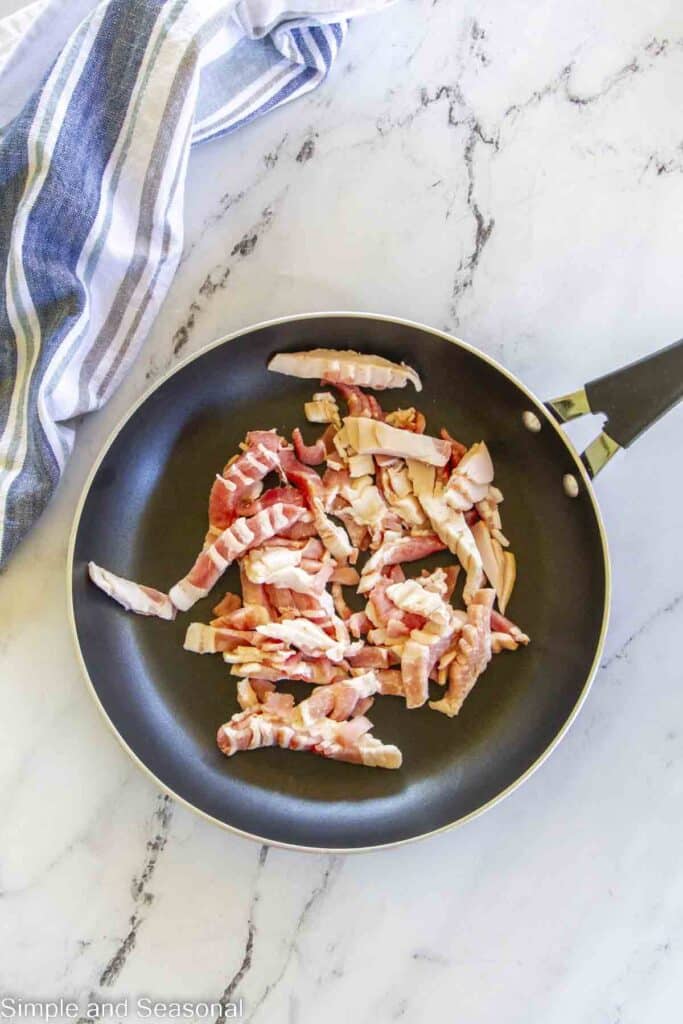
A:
[546, 339, 683, 476]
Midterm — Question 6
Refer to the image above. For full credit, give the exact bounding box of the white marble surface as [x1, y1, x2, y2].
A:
[2, 0, 683, 1019]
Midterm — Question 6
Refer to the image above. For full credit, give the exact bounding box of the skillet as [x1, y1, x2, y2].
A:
[68, 313, 683, 851]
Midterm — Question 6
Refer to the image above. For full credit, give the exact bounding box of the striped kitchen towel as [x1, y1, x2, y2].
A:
[0, 0, 392, 568]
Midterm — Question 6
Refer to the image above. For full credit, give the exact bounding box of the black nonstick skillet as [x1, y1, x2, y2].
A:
[69, 313, 683, 850]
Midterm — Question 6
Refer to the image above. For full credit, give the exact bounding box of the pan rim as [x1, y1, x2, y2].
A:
[67, 311, 611, 854]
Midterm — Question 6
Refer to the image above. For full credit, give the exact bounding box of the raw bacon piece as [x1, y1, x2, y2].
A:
[304, 391, 342, 429]
[296, 672, 379, 725]
[444, 441, 494, 512]
[88, 562, 175, 620]
[257, 618, 347, 662]
[292, 427, 329, 466]
[242, 543, 334, 595]
[331, 382, 385, 420]
[280, 449, 353, 562]
[209, 431, 285, 530]
[212, 592, 241, 617]
[407, 459, 484, 604]
[331, 582, 352, 621]
[430, 589, 495, 717]
[376, 669, 405, 696]
[235, 486, 304, 519]
[490, 609, 530, 646]
[268, 348, 421, 392]
[348, 611, 371, 637]
[358, 533, 446, 594]
[440, 427, 467, 469]
[347, 646, 395, 669]
[475, 484, 509, 548]
[217, 671, 402, 768]
[227, 653, 348, 686]
[385, 408, 426, 433]
[211, 604, 270, 630]
[341, 417, 450, 466]
[184, 623, 264, 654]
[169, 502, 306, 611]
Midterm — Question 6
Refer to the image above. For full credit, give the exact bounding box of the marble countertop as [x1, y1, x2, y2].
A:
[2, 1, 683, 1019]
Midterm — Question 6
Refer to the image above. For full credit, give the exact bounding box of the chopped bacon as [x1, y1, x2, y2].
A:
[386, 408, 426, 433]
[257, 618, 347, 662]
[341, 417, 451, 466]
[88, 563, 175, 620]
[90, 347, 533, 775]
[348, 611, 371, 638]
[170, 502, 306, 611]
[209, 431, 285, 530]
[184, 623, 266, 654]
[330, 565, 360, 585]
[331, 582, 352, 621]
[297, 672, 379, 724]
[490, 610, 530, 646]
[217, 669, 401, 768]
[236, 486, 304, 518]
[430, 589, 495, 716]
[444, 441, 494, 511]
[292, 427, 328, 466]
[211, 604, 271, 630]
[443, 565, 460, 601]
[331, 381, 385, 420]
[280, 449, 353, 562]
[347, 646, 394, 669]
[268, 348, 421, 392]
[440, 427, 467, 469]
[228, 652, 347, 686]
[358, 533, 446, 594]
[212, 592, 241, 617]
[376, 669, 405, 696]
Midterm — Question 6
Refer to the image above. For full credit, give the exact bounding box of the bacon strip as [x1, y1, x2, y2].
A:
[88, 562, 175, 620]
[169, 502, 306, 611]
[209, 431, 284, 530]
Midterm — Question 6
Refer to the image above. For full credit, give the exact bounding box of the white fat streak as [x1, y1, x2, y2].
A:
[169, 579, 207, 612]
[257, 618, 345, 662]
[184, 623, 217, 654]
[386, 579, 445, 619]
[206, 545, 229, 570]
[217, 474, 237, 492]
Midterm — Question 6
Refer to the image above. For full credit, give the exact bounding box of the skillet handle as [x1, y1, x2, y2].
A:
[546, 339, 683, 477]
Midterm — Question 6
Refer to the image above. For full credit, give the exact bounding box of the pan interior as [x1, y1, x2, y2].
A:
[71, 316, 608, 849]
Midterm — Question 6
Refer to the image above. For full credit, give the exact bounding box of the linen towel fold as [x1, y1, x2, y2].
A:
[0, 0, 391, 567]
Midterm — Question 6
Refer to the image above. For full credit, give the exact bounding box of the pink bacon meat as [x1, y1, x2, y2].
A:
[169, 502, 306, 611]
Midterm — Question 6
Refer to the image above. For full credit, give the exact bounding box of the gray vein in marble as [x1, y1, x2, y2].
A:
[179, 128, 293, 268]
[411, 949, 450, 966]
[242, 856, 341, 1024]
[601, 592, 682, 670]
[295, 133, 317, 163]
[213, 845, 269, 1024]
[642, 144, 683, 178]
[145, 198, 283, 383]
[504, 36, 682, 122]
[98, 794, 173, 988]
